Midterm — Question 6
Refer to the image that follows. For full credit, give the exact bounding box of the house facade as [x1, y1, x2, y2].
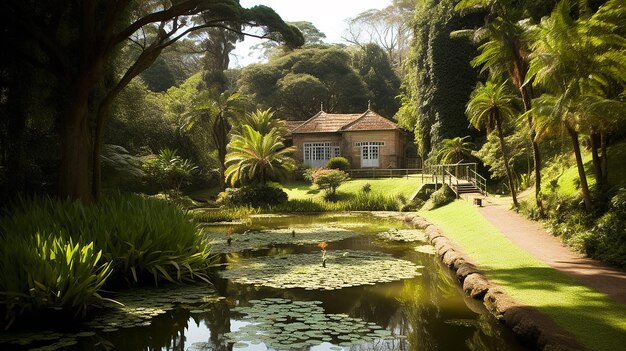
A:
[285, 108, 406, 169]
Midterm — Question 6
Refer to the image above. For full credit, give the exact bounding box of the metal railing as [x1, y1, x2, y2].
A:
[422, 162, 487, 195]
[468, 168, 487, 196]
[444, 170, 460, 198]
[346, 168, 423, 179]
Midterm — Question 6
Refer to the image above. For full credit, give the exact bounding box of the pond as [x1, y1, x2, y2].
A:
[0, 213, 524, 351]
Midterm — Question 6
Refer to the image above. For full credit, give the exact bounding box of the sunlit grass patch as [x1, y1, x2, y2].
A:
[420, 201, 626, 351]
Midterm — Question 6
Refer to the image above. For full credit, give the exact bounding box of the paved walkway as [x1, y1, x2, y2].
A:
[475, 196, 626, 304]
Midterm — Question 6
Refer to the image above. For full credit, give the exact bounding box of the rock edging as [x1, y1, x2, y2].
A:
[403, 214, 588, 351]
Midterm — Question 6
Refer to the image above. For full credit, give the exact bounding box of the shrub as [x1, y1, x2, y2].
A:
[361, 183, 372, 193]
[311, 169, 350, 196]
[327, 157, 350, 170]
[217, 186, 288, 207]
[0, 233, 111, 328]
[422, 184, 456, 210]
[143, 148, 198, 194]
[0, 194, 212, 288]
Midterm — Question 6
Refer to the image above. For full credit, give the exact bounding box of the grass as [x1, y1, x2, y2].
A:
[420, 201, 626, 351]
[280, 176, 421, 201]
[554, 141, 626, 197]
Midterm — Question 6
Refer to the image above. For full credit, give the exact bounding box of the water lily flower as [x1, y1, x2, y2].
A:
[318, 242, 328, 250]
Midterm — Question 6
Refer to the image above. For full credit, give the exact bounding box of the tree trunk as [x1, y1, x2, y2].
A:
[589, 131, 604, 190]
[495, 115, 519, 208]
[213, 114, 229, 190]
[566, 124, 592, 211]
[600, 132, 608, 186]
[520, 84, 542, 211]
[58, 94, 94, 203]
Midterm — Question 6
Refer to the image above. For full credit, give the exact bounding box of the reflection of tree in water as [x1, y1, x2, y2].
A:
[196, 301, 232, 351]
[103, 308, 189, 351]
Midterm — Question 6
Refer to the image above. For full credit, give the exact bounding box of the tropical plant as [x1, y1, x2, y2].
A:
[454, 3, 544, 210]
[467, 80, 520, 208]
[0, 195, 212, 288]
[0, 233, 111, 328]
[224, 125, 296, 187]
[235, 108, 287, 136]
[436, 136, 475, 164]
[526, 0, 626, 210]
[182, 92, 242, 189]
[142, 148, 198, 195]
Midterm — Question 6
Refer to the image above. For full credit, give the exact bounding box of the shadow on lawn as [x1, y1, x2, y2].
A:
[486, 266, 626, 351]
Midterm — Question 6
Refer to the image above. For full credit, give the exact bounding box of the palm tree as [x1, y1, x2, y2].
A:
[526, 0, 626, 210]
[235, 108, 287, 136]
[437, 136, 475, 164]
[467, 81, 520, 208]
[182, 92, 242, 189]
[224, 125, 297, 186]
[454, 2, 544, 210]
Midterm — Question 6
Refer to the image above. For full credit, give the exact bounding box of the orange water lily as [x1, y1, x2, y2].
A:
[227, 227, 234, 236]
[318, 242, 328, 250]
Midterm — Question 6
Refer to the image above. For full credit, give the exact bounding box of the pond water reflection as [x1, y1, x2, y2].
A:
[1, 213, 524, 351]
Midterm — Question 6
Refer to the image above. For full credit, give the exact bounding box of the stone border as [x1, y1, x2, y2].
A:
[402, 214, 588, 351]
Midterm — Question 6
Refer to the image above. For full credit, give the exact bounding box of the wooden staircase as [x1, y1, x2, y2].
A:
[454, 181, 482, 195]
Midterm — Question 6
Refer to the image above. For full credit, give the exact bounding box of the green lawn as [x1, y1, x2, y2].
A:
[555, 141, 626, 197]
[420, 201, 626, 351]
[280, 176, 422, 201]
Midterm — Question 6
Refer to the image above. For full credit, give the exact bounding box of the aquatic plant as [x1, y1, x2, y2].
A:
[220, 250, 422, 290]
[221, 298, 402, 349]
[203, 227, 357, 254]
[377, 229, 428, 242]
[318, 241, 328, 267]
[0, 194, 212, 287]
[0, 233, 111, 328]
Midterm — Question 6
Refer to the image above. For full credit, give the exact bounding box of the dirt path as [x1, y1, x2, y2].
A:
[474, 196, 626, 304]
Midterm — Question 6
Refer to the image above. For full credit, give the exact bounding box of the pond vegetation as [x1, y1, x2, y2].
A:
[0, 213, 524, 351]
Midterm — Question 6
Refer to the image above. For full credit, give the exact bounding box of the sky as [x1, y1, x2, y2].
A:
[231, 0, 390, 67]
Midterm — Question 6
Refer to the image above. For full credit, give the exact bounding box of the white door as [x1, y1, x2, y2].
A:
[361, 145, 380, 168]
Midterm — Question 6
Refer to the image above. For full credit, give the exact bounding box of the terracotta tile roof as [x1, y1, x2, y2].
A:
[285, 120, 305, 133]
[291, 111, 362, 133]
[341, 110, 400, 131]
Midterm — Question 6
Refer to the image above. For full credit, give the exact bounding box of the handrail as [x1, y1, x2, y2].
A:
[468, 168, 487, 196]
[444, 169, 460, 198]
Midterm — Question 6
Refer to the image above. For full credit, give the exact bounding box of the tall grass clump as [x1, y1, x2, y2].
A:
[190, 206, 258, 223]
[0, 234, 111, 328]
[0, 194, 212, 288]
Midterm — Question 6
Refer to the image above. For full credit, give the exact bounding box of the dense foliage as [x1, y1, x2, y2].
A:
[217, 186, 288, 207]
[396, 0, 483, 160]
[236, 45, 400, 120]
[0, 194, 212, 327]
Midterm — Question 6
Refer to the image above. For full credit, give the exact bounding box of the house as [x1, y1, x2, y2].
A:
[285, 105, 406, 169]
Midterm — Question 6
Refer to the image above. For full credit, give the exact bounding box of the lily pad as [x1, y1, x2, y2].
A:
[204, 227, 358, 253]
[377, 229, 428, 242]
[414, 244, 436, 255]
[225, 299, 397, 349]
[221, 250, 421, 290]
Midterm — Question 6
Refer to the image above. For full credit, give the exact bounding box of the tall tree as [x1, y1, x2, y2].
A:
[182, 92, 242, 190]
[437, 136, 475, 164]
[527, 0, 626, 210]
[467, 81, 520, 208]
[454, 3, 544, 210]
[251, 21, 327, 61]
[350, 43, 402, 118]
[396, 0, 482, 161]
[0, 0, 303, 203]
[236, 47, 370, 120]
[343, 0, 415, 70]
